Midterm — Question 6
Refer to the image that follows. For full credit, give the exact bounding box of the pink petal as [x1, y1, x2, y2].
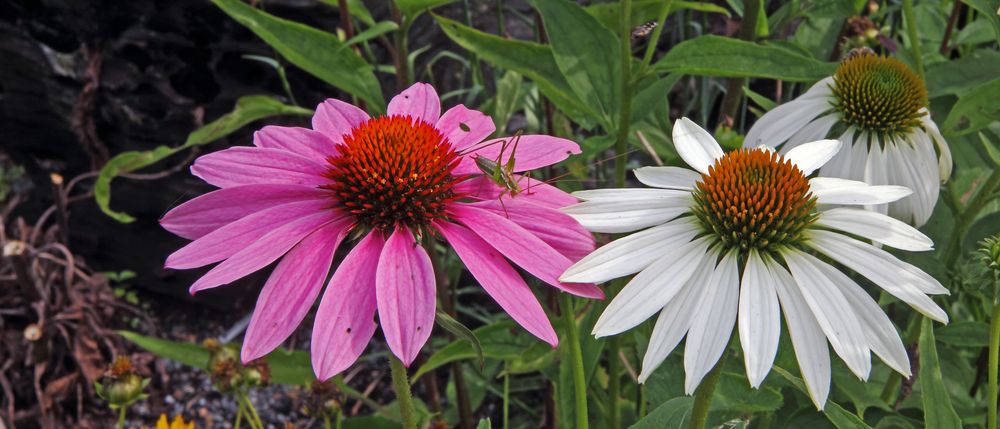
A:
[311, 231, 384, 380]
[312, 98, 369, 143]
[188, 211, 350, 293]
[375, 226, 436, 366]
[467, 199, 595, 262]
[254, 126, 337, 161]
[241, 220, 350, 362]
[166, 199, 334, 269]
[161, 184, 328, 240]
[455, 175, 579, 209]
[435, 221, 557, 346]
[191, 147, 329, 188]
[458, 135, 581, 173]
[449, 205, 603, 299]
[387, 83, 440, 125]
[435, 105, 495, 151]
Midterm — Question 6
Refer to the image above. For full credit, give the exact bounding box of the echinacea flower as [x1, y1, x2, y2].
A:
[744, 51, 951, 227]
[560, 118, 949, 408]
[160, 83, 599, 380]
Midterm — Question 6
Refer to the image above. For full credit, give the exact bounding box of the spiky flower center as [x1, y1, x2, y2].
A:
[324, 116, 463, 230]
[691, 149, 817, 254]
[832, 54, 927, 135]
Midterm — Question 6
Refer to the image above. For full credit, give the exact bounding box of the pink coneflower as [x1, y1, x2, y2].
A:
[160, 83, 599, 380]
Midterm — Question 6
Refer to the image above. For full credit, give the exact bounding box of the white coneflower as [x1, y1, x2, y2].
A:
[744, 52, 951, 227]
[560, 118, 949, 409]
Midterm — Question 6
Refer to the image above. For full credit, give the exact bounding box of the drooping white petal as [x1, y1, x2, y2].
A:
[744, 78, 834, 148]
[562, 196, 692, 234]
[672, 118, 724, 174]
[684, 250, 739, 394]
[634, 166, 702, 190]
[769, 259, 831, 410]
[638, 248, 718, 382]
[864, 140, 890, 216]
[884, 140, 917, 225]
[905, 131, 942, 226]
[572, 188, 691, 202]
[781, 113, 840, 153]
[560, 217, 700, 284]
[739, 250, 781, 388]
[784, 139, 842, 176]
[783, 249, 872, 380]
[811, 259, 911, 377]
[847, 132, 870, 179]
[592, 238, 711, 337]
[819, 128, 857, 179]
[815, 207, 933, 251]
[806, 229, 949, 321]
[809, 177, 912, 205]
[920, 109, 952, 181]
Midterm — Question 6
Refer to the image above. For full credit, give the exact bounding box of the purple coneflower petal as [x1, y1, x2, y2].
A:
[436, 221, 558, 347]
[467, 199, 595, 262]
[191, 147, 329, 188]
[311, 231, 384, 381]
[165, 199, 333, 269]
[376, 226, 436, 366]
[454, 176, 578, 210]
[387, 83, 440, 124]
[313, 98, 369, 143]
[254, 126, 338, 161]
[449, 204, 603, 299]
[241, 220, 350, 363]
[456, 135, 580, 173]
[436, 104, 496, 151]
[160, 184, 328, 240]
[188, 211, 350, 294]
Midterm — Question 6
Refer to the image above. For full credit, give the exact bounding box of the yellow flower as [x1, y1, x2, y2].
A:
[149, 414, 194, 429]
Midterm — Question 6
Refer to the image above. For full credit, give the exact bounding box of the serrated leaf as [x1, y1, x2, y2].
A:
[212, 0, 384, 111]
[918, 318, 962, 428]
[95, 96, 311, 223]
[655, 35, 836, 82]
[434, 311, 485, 372]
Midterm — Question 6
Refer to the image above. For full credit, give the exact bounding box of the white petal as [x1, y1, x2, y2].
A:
[770, 260, 831, 410]
[684, 250, 739, 394]
[781, 113, 840, 152]
[819, 128, 857, 179]
[592, 238, 711, 337]
[815, 208, 933, 251]
[634, 166, 701, 190]
[638, 250, 718, 383]
[739, 250, 781, 388]
[561, 217, 700, 283]
[864, 140, 891, 216]
[806, 229, 949, 321]
[809, 177, 912, 205]
[743, 78, 834, 148]
[562, 197, 692, 234]
[811, 260, 911, 377]
[920, 109, 952, 181]
[672, 118, 724, 174]
[783, 249, 872, 380]
[572, 188, 691, 202]
[784, 139, 842, 176]
[884, 140, 916, 225]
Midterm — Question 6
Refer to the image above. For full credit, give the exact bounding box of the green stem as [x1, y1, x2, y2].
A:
[944, 169, 1000, 268]
[238, 391, 265, 429]
[688, 355, 726, 429]
[325, 416, 332, 429]
[503, 362, 511, 429]
[901, 0, 924, 79]
[638, 0, 675, 75]
[880, 315, 921, 404]
[117, 407, 126, 429]
[613, 0, 634, 187]
[391, 3, 410, 88]
[234, 400, 245, 429]
[562, 294, 589, 429]
[989, 303, 1000, 429]
[390, 354, 418, 429]
[718, 0, 761, 124]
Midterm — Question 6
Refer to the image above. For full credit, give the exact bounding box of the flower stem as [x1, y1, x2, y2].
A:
[390, 354, 418, 429]
[688, 355, 726, 429]
[562, 293, 589, 429]
[117, 407, 126, 429]
[613, 0, 634, 187]
[944, 168, 1000, 268]
[989, 303, 1000, 429]
[901, 0, 924, 79]
[503, 362, 510, 429]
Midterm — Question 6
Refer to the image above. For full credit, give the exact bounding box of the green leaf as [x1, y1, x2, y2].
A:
[395, 0, 457, 20]
[742, 85, 778, 112]
[925, 50, 1000, 97]
[412, 320, 536, 380]
[212, 0, 384, 111]
[340, 21, 399, 51]
[434, 311, 485, 372]
[631, 73, 682, 124]
[95, 96, 311, 223]
[918, 318, 962, 428]
[433, 14, 599, 127]
[627, 397, 693, 428]
[531, 0, 622, 128]
[586, 1, 730, 31]
[963, 0, 1000, 43]
[943, 76, 1000, 137]
[316, 0, 375, 27]
[656, 35, 836, 82]
[493, 70, 524, 132]
[935, 321, 990, 347]
[475, 418, 492, 429]
[771, 366, 874, 429]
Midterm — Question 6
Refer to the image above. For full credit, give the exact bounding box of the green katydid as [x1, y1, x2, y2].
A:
[472, 129, 527, 200]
